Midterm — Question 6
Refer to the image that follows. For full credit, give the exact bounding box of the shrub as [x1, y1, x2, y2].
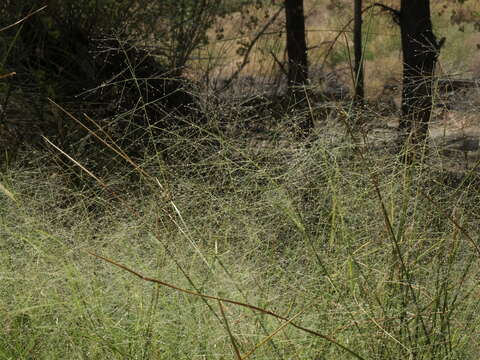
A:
[0, 0, 219, 158]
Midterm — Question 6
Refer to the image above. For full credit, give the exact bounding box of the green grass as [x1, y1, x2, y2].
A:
[1, 2, 480, 358]
[1, 109, 480, 359]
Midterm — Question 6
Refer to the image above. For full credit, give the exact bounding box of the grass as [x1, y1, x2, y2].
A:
[1, 1, 480, 358]
[1, 104, 480, 358]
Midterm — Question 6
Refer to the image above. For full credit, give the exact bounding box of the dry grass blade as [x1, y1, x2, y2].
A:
[218, 300, 242, 360]
[81, 114, 155, 183]
[42, 136, 141, 216]
[0, 182, 17, 203]
[0, 72, 16, 79]
[0, 5, 48, 32]
[42, 137, 104, 186]
[46, 98, 155, 184]
[87, 251, 367, 360]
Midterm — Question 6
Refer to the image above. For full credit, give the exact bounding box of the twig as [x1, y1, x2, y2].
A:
[0, 5, 48, 33]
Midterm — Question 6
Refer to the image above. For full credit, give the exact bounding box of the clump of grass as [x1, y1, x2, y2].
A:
[1, 95, 480, 358]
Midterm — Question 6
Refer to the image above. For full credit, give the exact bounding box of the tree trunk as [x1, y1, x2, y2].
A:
[353, 0, 364, 105]
[284, 0, 311, 135]
[285, 0, 308, 89]
[399, 0, 440, 151]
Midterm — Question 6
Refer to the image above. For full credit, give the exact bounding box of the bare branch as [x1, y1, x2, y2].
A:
[372, 3, 400, 24]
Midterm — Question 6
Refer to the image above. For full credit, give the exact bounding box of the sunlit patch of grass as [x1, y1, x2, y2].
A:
[2, 103, 480, 357]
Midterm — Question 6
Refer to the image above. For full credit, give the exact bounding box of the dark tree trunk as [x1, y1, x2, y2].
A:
[353, 0, 364, 104]
[284, 0, 311, 135]
[399, 0, 441, 150]
[285, 0, 308, 88]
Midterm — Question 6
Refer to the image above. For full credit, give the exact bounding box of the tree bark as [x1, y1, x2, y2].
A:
[399, 0, 441, 151]
[284, 0, 311, 135]
[284, 0, 308, 90]
[353, 0, 364, 105]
